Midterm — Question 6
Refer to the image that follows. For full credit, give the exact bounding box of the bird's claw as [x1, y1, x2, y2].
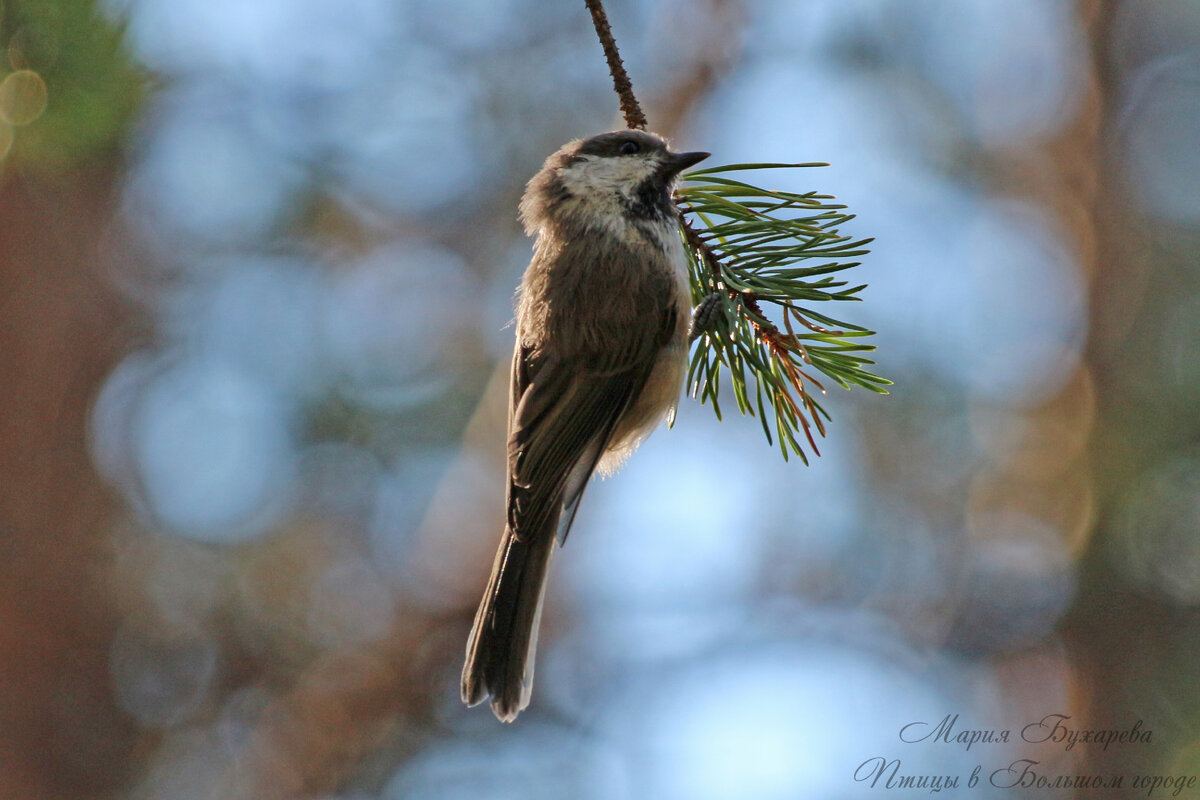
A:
[689, 291, 722, 342]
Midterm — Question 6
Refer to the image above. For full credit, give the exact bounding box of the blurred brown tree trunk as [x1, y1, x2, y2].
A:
[0, 169, 138, 799]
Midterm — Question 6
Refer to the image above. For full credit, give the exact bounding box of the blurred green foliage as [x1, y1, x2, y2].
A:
[2, 0, 141, 170]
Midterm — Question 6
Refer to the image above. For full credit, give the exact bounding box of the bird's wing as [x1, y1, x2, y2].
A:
[506, 349, 643, 545]
[506, 302, 679, 547]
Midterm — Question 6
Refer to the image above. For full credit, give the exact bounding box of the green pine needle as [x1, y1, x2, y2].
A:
[674, 163, 890, 463]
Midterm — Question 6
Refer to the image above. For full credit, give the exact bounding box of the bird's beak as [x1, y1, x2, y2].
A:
[662, 150, 710, 178]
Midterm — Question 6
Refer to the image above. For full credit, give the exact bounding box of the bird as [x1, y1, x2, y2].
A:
[461, 129, 709, 722]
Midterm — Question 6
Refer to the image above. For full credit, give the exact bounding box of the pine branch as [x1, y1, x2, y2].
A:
[675, 165, 889, 462]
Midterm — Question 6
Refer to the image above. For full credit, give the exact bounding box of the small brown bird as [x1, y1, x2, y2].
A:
[461, 130, 709, 721]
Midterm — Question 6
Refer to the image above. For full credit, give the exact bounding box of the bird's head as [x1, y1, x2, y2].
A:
[520, 130, 709, 235]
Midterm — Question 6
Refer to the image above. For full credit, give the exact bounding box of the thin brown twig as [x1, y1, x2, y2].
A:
[584, 0, 648, 130]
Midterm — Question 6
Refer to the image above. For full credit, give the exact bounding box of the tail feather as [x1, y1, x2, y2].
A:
[461, 526, 556, 722]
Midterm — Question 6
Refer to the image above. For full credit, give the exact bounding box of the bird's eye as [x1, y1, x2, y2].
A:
[618, 140, 640, 155]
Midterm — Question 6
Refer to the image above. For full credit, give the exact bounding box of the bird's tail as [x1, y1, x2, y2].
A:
[461, 526, 556, 722]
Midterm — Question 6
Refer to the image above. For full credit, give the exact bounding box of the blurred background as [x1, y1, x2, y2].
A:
[2, 0, 1199, 797]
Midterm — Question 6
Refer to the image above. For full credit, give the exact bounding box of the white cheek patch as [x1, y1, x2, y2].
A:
[560, 155, 658, 199]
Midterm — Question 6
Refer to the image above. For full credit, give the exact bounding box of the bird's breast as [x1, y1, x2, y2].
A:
[594, 221, 691, 473]
[654, 220, 694, 328]
[520, 220, 687, 356]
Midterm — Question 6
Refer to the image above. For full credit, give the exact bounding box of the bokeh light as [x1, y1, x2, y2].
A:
[132, 358, 298, 542]
[0, 68, 48, 126]
[124, 89, 307, 247]
[110, 624, 220, 728]
[1120, 55, 1200, 226]
[382, 724, 631, 800]
[612, 642, 967, 800]
[1112, 451, 1200, 605]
